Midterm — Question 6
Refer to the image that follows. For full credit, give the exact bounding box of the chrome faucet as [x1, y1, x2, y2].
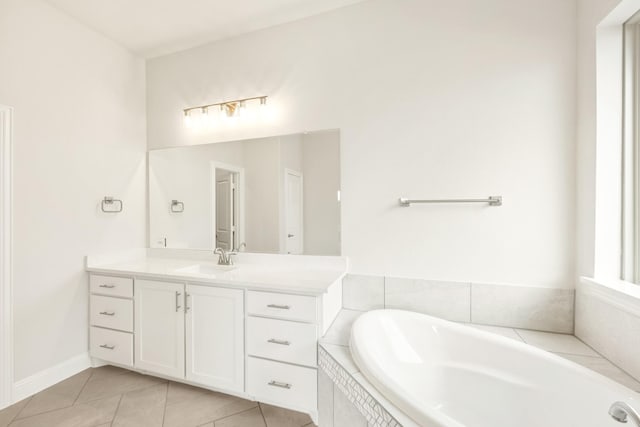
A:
[214, 247, 236, 266]
[610, 401, 640, 425]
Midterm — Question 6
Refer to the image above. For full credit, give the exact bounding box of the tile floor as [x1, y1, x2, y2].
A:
[0, 366, 314, 427]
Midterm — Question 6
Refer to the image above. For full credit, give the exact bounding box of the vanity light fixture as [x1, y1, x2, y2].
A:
[183, 96, 268, 125]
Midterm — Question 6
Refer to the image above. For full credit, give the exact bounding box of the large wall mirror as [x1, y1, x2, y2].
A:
[149, 129, 341, 255]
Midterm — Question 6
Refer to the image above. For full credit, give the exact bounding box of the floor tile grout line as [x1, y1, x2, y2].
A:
[12, 370, 93, 421]
[77, 379, 169, 406]
[258, 402, 269, 427]
[71, 370, 94, 406]
[11, 392, 95, 424]
[110, 394, 124, 427]
[161, 381, 169, 427]
[14, 401, 77, 422]
[5, 396, 32, 426]
[208, 404, 260, 425]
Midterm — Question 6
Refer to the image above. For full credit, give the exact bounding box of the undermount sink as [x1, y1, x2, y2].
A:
[173, 264, 236, 275]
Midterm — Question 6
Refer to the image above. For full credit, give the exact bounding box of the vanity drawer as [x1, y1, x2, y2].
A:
[90, 275, 133, 298]
[247, 291, 317, 323]
[90, 295, 133, 332]
[247, 317, 317, 367]
[247, 357, 317, 412]
[90, 327, 133, 367]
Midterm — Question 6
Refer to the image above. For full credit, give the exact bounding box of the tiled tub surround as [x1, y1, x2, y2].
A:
[82, 250, 348, 424]
[343, 274, 575, 333]
[319, 309, 640, 427]
[576, 278, 640, 383]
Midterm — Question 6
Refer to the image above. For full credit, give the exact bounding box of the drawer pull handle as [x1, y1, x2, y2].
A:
[99, 311, 115, 316]
[99, 284, 116, 289]
[176, 291, 182, 312]
[267, 304, 290, 310]
[268, 380, 292, 389]
[267, 338, 291, 346]
[99, 344, 115, 350]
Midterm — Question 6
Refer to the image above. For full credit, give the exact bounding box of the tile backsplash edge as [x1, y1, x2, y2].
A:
[342, 274, 575, 333]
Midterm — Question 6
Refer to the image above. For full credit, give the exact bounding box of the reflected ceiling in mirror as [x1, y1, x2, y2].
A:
[149, 129, 341, 255]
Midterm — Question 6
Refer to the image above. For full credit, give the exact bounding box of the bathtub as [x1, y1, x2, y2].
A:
[350, 309, 640, 427]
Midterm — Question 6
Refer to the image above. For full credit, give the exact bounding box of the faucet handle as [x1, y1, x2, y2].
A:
[226, 251, 237, 265]
[214, 247, 227, 264]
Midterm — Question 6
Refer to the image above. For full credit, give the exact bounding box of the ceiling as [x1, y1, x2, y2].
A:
[44, 0, 366, 58]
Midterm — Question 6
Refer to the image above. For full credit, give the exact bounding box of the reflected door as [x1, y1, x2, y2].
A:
[216, 171, 234, 250]
[285, 169, 303, 254]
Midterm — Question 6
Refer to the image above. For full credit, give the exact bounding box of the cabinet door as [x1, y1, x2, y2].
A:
[135, 279, 185, 379]
[185, 285, 244, 392]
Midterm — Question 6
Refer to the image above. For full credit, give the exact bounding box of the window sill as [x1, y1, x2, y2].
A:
[579, 276, 640, 316]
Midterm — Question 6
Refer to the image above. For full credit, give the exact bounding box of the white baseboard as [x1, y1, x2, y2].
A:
[12, 352, 91, 403]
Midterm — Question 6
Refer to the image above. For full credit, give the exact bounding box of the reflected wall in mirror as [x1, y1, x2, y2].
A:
[149, 129, 341, 255]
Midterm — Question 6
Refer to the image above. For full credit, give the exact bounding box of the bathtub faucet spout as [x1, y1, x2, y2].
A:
[610, 402, 640, 425]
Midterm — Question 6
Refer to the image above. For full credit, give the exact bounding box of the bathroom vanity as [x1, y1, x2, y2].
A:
[86, 250, 346, 423]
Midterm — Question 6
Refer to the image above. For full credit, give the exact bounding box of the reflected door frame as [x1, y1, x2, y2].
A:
[0, 105, 13, 409]
[210, 161, 245, 251]
[284, 168, 304, 255]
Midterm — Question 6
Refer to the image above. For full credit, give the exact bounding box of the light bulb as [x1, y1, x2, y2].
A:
[258, 97, 270, 120]
[202, 107, 215, 128]
[237, 101, 246, 117]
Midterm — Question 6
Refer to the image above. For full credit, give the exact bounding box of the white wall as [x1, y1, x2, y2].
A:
[302, 130, 341, 256]
[0, 0, 147, 381]
[147, 0, 578, 288]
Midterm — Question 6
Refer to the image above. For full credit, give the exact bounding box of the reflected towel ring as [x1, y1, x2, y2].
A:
[101, 196, 123, 213]
[171, 200, 184, 213]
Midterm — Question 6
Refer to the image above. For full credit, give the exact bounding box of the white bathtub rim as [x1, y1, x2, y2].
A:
[350, 333, 463, 427]
[349, 309, 640, 427]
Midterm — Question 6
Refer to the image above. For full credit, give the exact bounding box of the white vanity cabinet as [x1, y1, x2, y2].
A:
[245, 291, 321, 415]
[134, 279, 185, 378]
[185, 284, 244, 392]
[87, 262, 344, 425]
[89, 275, 134, 367]
[133, 279, 245, 392]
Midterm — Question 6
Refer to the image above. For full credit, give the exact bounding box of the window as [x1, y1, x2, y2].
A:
[622, 11, 640, 283]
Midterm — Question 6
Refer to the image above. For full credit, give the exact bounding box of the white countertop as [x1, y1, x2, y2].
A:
[86, 249, 348, 295]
